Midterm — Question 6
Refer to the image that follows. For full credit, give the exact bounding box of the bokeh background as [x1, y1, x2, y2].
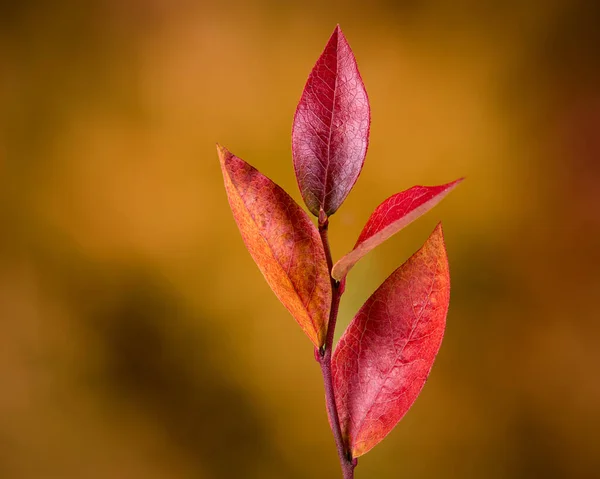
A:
[1, 1, 600, 477]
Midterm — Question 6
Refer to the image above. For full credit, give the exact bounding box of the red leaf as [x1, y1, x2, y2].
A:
[218, 145, 331, 347]
[331, 179, 462, 280]
[292, 25, 370, 217]
[332, 223, 450, 457]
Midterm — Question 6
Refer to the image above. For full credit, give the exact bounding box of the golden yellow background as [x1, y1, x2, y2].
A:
[1, 1, 599, 477]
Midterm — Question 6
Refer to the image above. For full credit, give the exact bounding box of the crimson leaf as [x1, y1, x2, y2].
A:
[332, 223, 450, 457]
[332, 179, 462, 280]
[292, 25, 370, 217]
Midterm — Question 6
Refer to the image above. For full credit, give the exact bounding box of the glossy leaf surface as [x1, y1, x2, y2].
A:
[332, 223, 450, 457]
[331, 179, 461, 280]
[218, 145, 331, 347]
[292, 25, 370, 217]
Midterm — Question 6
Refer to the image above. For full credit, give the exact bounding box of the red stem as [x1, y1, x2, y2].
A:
[316, 215, 357, 479]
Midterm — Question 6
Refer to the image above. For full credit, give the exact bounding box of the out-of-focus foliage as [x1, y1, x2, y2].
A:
[1, 1, 599, 477]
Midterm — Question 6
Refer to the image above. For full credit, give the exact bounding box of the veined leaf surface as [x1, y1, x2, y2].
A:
[332, 223, 450, 457]
[292, 25, 370, 217]
[332, 180, 461, 280]
[218, 145, 331, 347]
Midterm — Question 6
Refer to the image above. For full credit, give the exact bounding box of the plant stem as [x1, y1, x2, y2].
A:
[316, 215, 357, 479]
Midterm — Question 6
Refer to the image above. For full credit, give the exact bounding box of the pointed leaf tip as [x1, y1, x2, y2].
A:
[219, 148, 332, 347]
[292, 25, 370, 217]
[331, 179, 462, 280]
[332, 223, 450, 457]
[216, 143, 229, 162]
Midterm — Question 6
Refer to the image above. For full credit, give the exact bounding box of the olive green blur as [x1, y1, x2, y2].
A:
[1, 1, 599, 477]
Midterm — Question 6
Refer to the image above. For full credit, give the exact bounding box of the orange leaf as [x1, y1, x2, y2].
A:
[218, 145, 331, 347]
[332, 223, 450, 457]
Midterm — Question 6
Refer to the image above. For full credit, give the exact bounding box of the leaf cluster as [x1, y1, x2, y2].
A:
[219, 25, 461, 476]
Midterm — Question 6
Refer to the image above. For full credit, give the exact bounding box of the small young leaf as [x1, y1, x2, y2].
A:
[218, 145, 331, 347]
[331, 179, 462, 280]
[332, 223, 450, 457]
[292, 25, 370, 217]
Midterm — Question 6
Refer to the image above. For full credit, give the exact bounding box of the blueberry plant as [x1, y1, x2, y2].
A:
[218, 25, 462, 479]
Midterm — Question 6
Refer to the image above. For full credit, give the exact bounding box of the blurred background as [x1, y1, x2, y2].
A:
[1, 0, 599, 477]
